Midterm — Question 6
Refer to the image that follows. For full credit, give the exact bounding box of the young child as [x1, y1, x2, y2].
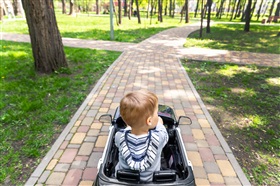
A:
[114, 90, 169, 182]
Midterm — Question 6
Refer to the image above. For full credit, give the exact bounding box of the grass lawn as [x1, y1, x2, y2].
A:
[0, 40, 121, 185]
[182, 62, 279, 185]
[1, 13, 189, 43]
[1, 10, 279, 185]
[184, 24, 280, 54]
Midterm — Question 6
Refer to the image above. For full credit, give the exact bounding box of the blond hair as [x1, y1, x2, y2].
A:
[120, 90, 158, 127]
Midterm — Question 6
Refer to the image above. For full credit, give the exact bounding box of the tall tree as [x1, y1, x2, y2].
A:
[118, 0, 122, 24]
[69, 0, 75, 15]
[21, 0, 68, 73]
[135, 0, 141, 23]
[158, 0, 163, 22]
[194, 0, 200, 17]
[256, 0, 264, 21]
[185, 0, 189, 23]
[244, 0, 252, 32]
[268, 0, 276, 18]
[96, 0, 100, 14]
[206, 0, 212, 33]
[62, 0, 67, 14]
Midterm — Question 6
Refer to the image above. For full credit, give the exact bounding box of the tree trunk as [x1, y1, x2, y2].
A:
[21, 0, 68, 73]
[69, 0, 75, 15]
[206, 0, 212, 33]
[194, 0, 200, 17]
[96, 0, 99, 14]
[118, 0, 122, 24]
[274, 2, 280, 22]
[62, 0, 67, 14]
[269, 0, 276, 18]
[158, 0, 163, 22]
[12, 0, 18, 16]
[124, 0, 127, 16]
[135, 0, 141, 23]
[185, 0, 189, 23]
[226, 0, 231, 17]
[234, 0, 241, 19]
[230, 0, 237, 21]
[244, 0, 252, 32]
[256, 0, 264, 21]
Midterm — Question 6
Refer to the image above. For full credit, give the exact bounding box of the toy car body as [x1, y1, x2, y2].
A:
[94, 105, 195, 185]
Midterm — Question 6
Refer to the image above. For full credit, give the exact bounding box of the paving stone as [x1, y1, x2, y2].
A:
[37, 170, 50, 184]
[208, 173, 225, 183]
[63, 169, 83, 185]
[78, 142, 94, 156]
[192, 129, 205, 140]
[83, 168, 97, 180]
[60, 149, 78, 163]
[210, 146, 225, 155]
[65, 133, 73, 141]
[85, 136, 97, 142]
[70, 133, 86, 144]
[179, 125, 192, 135]
[204, 162, 221, 174]
[193, 166, 207, 179]
[182, 134, 194, 143]
[68, 144, 81, 148]
[198, 118, 211, 128]
[71, 126, 78, 133]
[77, 126, 90, 133]
[71, 160, 87, 169]
[81, 117, 94, 126]
[74, 120, 82, 127]
[87, 110, 98, 117]
[60, 141, 69, 150]
[95, 136, 108, 147]
[206, 134, 221, 146]
[214, 154, 228, 160]
[196, 139, 209, 147]
[224, 177, 242, 185]
[187, 151, 203, 167]
[88, 152, 103, 167]
[195, 178, 210, 186]
[75, 155, 89, 161]
[199, 147, 215, 162]
[88, 129, 100, 136]
[217, 160, 237, 177]
[46, 159, 58, 170]
[54, 163, 70, 172]
[45, 172, 65, 185]
[184, 142, 198, 151]
[54, 149, 63, 159]
[91, 123, 102, 129]
[79, 181, 95, 186]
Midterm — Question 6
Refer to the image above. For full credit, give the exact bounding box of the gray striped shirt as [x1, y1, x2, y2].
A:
[115, 123, 169, 182]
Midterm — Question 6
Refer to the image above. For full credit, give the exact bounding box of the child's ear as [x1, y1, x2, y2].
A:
[146, 117, 152, 126]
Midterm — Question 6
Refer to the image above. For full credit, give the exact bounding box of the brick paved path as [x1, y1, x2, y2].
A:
[3, 25, 278, 186]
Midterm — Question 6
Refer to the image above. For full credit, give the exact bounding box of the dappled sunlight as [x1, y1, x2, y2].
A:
[182, 47, 229, 57]
[164, 89, 188, 99]
[138, 66, 161, 74]
[266, 77, 280, 86]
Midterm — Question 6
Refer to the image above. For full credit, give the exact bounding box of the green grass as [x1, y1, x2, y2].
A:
[0, 40, 120, 185]
[0, 13, 188, 43]
[182, 61, 280, 185]
[184, 24, 280, 54]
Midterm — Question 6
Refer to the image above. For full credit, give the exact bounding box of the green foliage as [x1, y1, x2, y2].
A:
[183, 60, 280, 185]
[184, 24, 280, 54]
[0, 13, 187, 43]
[0, 41, 120, 185]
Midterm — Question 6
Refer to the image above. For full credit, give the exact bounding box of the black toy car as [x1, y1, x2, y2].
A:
[94, 105, 195, 185]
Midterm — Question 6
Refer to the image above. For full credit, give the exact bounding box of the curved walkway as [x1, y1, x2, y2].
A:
[2, 25, 278, 186]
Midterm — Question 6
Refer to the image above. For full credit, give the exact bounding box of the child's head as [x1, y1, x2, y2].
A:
[120, 90, 158, 128]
